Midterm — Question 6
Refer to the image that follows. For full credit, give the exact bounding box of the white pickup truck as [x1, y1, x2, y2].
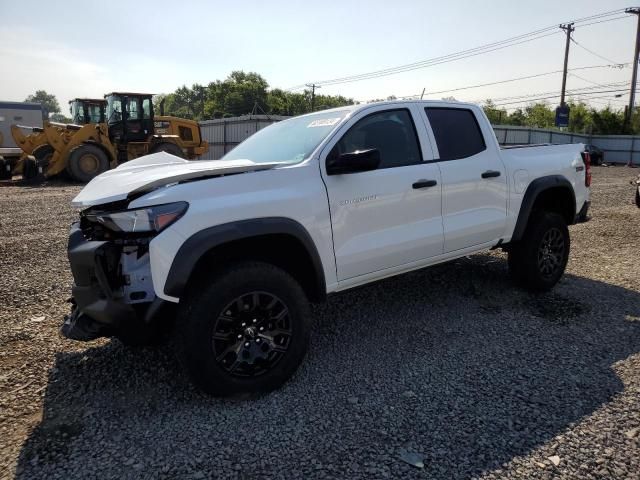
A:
[63, 100, 591, 396]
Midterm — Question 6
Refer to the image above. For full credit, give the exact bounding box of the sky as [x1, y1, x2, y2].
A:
[0, 0, 636, 113]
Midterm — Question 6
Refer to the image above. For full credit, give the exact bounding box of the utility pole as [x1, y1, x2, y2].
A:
[625, 8, 640, 133]
[306, 83, 321, 111]
[559, 23, 575, 107]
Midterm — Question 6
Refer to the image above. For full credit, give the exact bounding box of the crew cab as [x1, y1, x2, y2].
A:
[63, 100, 591, 396]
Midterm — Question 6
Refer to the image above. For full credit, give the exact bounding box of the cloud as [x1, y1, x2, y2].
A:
[0, 27, 111, 108]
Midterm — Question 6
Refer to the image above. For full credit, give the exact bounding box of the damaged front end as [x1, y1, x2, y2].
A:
[62, 201, 188, 343]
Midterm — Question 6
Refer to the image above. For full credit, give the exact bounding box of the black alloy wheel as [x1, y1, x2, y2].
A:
[176, 261, 311, 396]
[213, 291, 293, 377]
[537, 227, 565, 280]
[508, 211, 570, 292]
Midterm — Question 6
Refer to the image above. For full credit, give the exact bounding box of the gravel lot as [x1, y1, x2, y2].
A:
[0, 166, 639, 479]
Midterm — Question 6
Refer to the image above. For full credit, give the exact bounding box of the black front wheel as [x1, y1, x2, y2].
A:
[67, 144, 109, 183]
[176, 262, 311, 396]
[508, 212, 570, 292]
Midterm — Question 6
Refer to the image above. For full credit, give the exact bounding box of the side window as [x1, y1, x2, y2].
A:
[425, 108, 486, 161]
[127, 98, 140, 120]
[142, 98, 151, 119]
[178, 125, 193, 141]
[331, 109, 422, 169]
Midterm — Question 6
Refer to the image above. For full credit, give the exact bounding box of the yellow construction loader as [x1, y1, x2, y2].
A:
[45, 92, 209, 182]
[11, 98, 107, 178]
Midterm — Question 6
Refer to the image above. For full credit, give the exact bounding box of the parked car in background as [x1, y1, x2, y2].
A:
[584, 144, 604, 165]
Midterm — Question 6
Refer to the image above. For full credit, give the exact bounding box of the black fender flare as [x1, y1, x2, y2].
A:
[511, 175, 576, 242]
[163, 217, 326, 299]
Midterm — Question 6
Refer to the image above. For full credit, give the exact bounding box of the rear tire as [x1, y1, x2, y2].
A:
[508, 212, 570, 292]
[151, 142, 185, 158]
[176, 261, 311, 397]
[68, 144, 109, 183]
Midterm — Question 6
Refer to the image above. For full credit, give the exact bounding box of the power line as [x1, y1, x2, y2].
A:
[570, 36, 622, 64]
[474, 81, 630, 104]
[369, 63, 628, 102]
[577, 14, 632, 28]
[286, 8, 628, 90]
[427, 63, 627, 97]
[287, 31, 562, 89]
[569, 71, 628, 88]
[492, 87, 633, 107]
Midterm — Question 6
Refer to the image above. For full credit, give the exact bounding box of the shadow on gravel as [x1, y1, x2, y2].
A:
[15, 254, 640, 479]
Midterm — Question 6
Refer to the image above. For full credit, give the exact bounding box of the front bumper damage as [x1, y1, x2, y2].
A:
[62, 223, 170, 341]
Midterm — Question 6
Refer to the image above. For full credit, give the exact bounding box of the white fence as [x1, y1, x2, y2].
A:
[198, 116, 639, 165]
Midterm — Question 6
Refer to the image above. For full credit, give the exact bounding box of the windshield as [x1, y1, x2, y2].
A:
[106, 95, 123, 124]
[222, 110, 349, 164]
[70, 101, 83, 124]
[86, 103, 104, 123]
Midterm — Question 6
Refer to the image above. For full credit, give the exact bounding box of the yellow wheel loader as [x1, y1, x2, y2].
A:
[47, 92, 209, 182]
[11, 98, 107, 179]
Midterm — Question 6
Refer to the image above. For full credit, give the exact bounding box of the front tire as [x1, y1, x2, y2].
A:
[508, 212, 570, 292]
[176, 262, 311, 397]
[67, 144, 109, 183]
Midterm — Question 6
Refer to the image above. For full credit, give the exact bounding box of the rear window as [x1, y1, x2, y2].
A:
[425, 108, 486, 160]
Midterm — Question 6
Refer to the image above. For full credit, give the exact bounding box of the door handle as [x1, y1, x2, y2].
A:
[481, 170, 501, 179]
[412, 179, 438, 189]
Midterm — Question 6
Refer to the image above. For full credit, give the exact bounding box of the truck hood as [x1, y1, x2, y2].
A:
[72, 152, 284, 207]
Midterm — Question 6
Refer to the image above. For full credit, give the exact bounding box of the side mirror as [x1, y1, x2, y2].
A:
[326, 148, 381, 175]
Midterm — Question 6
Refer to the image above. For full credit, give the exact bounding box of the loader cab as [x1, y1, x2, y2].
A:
[69, 98, 106, 125]
[105, 92, 154, 143]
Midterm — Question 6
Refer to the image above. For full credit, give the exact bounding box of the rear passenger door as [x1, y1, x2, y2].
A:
[321, 106, 443, 281]
[422, 107, 507, 252]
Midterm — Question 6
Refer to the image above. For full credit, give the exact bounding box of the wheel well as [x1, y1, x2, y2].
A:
[530, 186, 575, 224]
[186, 234, 325, 303]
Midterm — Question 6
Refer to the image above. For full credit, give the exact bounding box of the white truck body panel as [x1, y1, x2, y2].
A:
[72, 100, 590, 304]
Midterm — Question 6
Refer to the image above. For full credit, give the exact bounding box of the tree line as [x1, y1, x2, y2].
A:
[481, 99, 635, 135]
[156, 71, 354, 120]
[20, 76, 636, 135]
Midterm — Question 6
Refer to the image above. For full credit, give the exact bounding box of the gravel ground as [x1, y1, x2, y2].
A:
[0, 167, 639, 479]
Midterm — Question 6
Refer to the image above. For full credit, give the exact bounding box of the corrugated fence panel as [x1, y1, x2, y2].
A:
[492, 125, 638, 164]
[504, 129, 530, 144]
[199, 115, 287, 159]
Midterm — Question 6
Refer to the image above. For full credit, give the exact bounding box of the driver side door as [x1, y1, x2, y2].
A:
[321, 106, 444, 281]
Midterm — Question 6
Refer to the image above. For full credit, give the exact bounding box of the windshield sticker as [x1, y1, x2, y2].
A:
[307, 118, 341, 128]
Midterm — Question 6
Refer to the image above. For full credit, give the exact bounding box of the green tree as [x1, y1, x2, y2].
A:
[507, 108, 526, 126]
[161, 71, 355, 119]
[566, 101, 593, 134]
[524, 103, 555, 128]
[482, 99, 508, 125]
[590, 106, 625, 135]
[25, 90, 60, 119]
[49, 113, 71, 123]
